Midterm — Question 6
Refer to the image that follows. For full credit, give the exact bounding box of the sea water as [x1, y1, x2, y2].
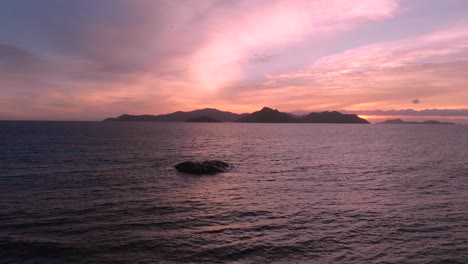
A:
[1, 121, 468, 263]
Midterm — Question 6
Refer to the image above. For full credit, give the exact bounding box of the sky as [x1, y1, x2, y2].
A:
[1, 0, 468, 122]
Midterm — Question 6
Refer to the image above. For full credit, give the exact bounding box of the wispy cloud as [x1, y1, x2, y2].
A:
[188, 0, 400, 91]
[1, 0, 468, 120]
[0, 0, 403, 119]
[250, 21, 468, 111]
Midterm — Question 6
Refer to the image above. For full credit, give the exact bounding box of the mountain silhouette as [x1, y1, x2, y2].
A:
[104, 108, 244, 122]
[185, 116, 222, 122]
[235, 107, 301, 123]
[104, 107, 370, 123]
[303, 111, 369, 123]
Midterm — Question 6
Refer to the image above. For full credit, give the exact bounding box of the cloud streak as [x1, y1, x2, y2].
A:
[251, 21, 468, 111]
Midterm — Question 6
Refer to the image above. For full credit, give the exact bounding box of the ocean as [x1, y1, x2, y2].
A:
[1, 121, 468, 263]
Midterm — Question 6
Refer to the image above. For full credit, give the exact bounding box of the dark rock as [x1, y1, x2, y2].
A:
[175, 160, 229, 175]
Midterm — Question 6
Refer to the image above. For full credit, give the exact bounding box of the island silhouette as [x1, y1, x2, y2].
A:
[104, 107, 369, 123]
[236, 107, 301, 123]
[104, 108, 245, 122]
[378, 119, 455, 125]
[185, 116, 222, 123]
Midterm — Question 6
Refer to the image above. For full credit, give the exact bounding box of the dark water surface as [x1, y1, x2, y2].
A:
[1, 121, 468, 263]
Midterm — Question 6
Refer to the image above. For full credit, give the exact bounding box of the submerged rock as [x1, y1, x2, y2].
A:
[175, 160, 229, 175]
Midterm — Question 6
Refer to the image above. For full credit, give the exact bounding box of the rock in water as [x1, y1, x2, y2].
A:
[175, 160, 229, 175]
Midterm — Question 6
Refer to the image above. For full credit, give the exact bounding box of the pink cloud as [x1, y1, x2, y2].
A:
[4, 0, 468, 120]
[188, 0, 400, 91]
[254, 21, 468, 111]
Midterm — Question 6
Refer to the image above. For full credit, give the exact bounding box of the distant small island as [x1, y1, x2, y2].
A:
[104, 106, 369, 124]
[379, 119, 455, 125]
[185, 116, 221, 123]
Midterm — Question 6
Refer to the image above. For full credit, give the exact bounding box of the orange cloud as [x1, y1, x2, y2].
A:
[188, 0, 400, 91]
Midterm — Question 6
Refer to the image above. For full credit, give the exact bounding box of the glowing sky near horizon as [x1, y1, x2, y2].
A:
[1, 0, 468, 121]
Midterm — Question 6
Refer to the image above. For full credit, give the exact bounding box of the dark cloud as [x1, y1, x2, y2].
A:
[412, 99, 420, 104]
[0, 43, 64, 96]
[0, 1, 205, 78]
[0, 0, 225, 93]
[246, 53, 275, 64]
[0, 44, 50, 73]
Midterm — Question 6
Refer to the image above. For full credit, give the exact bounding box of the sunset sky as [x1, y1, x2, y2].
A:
[1, 0, 468, 122]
